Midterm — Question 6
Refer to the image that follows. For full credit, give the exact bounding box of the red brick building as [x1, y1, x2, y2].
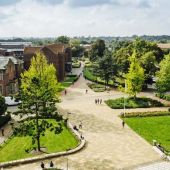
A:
[24, 44, 72, 81]
[0, 56, 24, 96]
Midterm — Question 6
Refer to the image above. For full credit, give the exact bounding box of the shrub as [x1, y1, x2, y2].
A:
[156, 93, 170, 101]
[0, 96, 7, 115]
[105, 97, 164, 109]
[0, 114, 11, 128]
[120, 111, 170, 118]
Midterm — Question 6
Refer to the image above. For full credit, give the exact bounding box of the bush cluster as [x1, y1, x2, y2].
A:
[120, 111, 170, 118]
[156, 93, 170, 101]
[105, 97, 164, 109]
[87, 83, 107, 92]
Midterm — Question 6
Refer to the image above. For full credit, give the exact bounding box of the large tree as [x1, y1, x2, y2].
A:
[98, 50, 115, 88]
[14, 53, 63, 151]
[89, 39, 106, 61]
[156, 54, 170, 93]
[126, 52, 145, 98]
[55, 36, 70, 44]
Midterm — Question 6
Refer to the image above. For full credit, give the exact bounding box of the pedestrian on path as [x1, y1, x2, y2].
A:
[95, 99, 97, 104]
[100, 99, 102, 104]
[86, 89, 88, 94]
[79, 121, 82, 129]
[65, 90, 67, 95]
[97, 99, 100, 104]
[50, 161, 54, 168]
[122, 120, 125, 128]
[41, 162, 45, 169]
[1, 128, 4, 136]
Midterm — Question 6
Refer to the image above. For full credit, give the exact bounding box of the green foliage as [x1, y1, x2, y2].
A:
[0, 120, 79, 163]
[89, 39, 106, 61]
[105, 97, 164, 109]
[156, 93, 170, 101]
[87, 83, 107, 92]
[0, 96, 7, 115]
[55, 36, 70, 44]
[124, 116, 170, 152]
[126, 52, 145, 97]
[156, 55, 170, 93]
[0, 114, 11, 128]
[15, 53, 62, 151]
[121, 111, 170, 118]
[98, 50, 115, 87]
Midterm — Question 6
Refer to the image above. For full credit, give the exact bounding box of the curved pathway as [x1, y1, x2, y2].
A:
[6, 66, 169, 170]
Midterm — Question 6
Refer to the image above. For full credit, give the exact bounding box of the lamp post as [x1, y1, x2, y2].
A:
[124, 80, 127, 117]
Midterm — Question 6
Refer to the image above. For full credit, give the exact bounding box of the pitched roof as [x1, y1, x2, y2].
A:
[0, 56, 23, 70]
[24, 43, 69, 56]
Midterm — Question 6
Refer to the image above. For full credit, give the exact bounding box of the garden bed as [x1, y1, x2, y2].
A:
[87, 83, 109, 92]
[0, 114, 11, 128]
[105, 97, 164, 109]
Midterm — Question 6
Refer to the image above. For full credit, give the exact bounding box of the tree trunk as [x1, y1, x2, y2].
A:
[35, 103, 41, 151]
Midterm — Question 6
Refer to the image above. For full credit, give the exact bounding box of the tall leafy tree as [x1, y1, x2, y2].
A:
[98, 50, 115, 88]
[89, 39, 105, 61]
[55, 36, 70, 44]
[156, 54, 170, 93]
[126, 52, 145, 98]
[14, 53, 63, 151]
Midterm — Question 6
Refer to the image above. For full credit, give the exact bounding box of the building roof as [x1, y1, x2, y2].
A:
[0, 56, 23, 70]
[24, 43, 69, 56]
[157, 43, 170, 49]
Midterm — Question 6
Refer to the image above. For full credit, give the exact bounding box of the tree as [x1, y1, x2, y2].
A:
[0, 96, 7, 115]
[70, 39, 84, 58]
[126, 52, 145, 98]
[98, 50, 115, 88]
[140, 51, 157, 84]
[55, 36, 70, 44]
[156, 54, 170, 93]
[14, 53, 63, 151]
[89, 39, 106, 61]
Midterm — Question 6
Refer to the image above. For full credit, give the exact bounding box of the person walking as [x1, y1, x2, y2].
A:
[65, 90, 67, 95]
[97, 99, 100, 104]
[122, 120, 125, 128]
[100, 99, 102, 104]
[1, 128, 4, 136]
[40, 162, 45, 169]
[50, 161, 54, 168]
[86, 89, 88, 94]
[79, 121, 82, 129]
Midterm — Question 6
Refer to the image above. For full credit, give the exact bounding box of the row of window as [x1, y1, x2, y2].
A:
[0, 83, 18, 95]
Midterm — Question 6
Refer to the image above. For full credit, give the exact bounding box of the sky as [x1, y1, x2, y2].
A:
[0, 0, 169, 37]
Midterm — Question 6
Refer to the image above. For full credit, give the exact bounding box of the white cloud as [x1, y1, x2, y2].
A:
[0, 0, 169, 37]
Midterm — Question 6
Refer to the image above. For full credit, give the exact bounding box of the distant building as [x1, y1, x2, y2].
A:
[0, 42, 31, 59]
[0, 56, 24, 96]
[157, 43, 170, 49]
[24, 43, 72, 81]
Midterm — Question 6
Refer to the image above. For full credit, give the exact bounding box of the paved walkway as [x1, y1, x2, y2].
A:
[4, 65, 170, 170]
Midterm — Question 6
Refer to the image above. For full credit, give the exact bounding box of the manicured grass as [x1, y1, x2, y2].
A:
[0, 119, 79, 163]
[58, 75, 79, 92]
[105, 97, 164, 109]
[124, 116, 170, 152]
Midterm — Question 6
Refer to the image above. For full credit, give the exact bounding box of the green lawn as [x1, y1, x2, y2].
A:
[0, 120, 79, 163]
[124, 116, 170, 152]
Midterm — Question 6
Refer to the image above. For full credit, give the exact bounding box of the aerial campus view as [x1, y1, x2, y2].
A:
[0, 0, 170, 170]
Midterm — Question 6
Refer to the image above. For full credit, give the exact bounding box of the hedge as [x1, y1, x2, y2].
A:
[120, 111, 170, 118]
[105, 97, 164, 109]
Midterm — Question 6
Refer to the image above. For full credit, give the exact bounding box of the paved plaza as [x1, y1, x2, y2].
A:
[3, 66, 170, 170]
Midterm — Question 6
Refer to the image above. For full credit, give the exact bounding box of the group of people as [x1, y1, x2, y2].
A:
[95, 99, 102, 104]
[41, 161, 54, 169]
